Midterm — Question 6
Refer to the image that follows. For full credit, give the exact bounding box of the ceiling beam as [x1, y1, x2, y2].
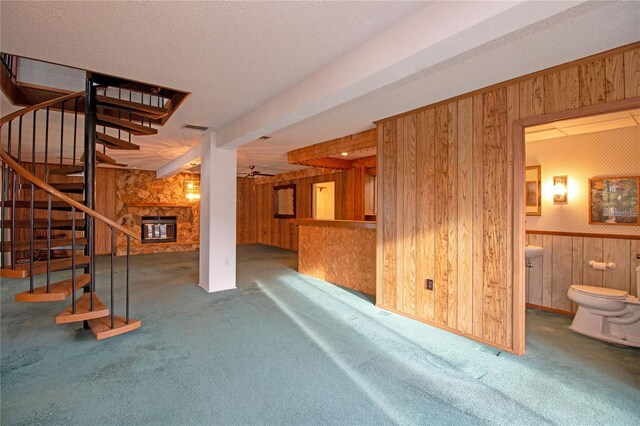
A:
[287, 128, 376, 165]
[295, 157, 353, 170]
[216, 1, 587, 150]
[156, 143, 201, 179]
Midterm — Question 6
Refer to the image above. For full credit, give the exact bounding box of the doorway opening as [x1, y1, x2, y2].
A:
[517, 102, 640, 355]
[312, 181, 335, 220]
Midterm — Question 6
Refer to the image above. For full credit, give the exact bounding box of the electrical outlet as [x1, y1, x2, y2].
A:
[426, 279, 434, 291]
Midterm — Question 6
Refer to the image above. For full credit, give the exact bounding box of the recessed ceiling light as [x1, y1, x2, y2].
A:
[259, 136, 271, 141]
[341, 152, 348, 156]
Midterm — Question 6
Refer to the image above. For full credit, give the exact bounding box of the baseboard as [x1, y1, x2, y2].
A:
[526, 303, 575, 317]
[375, 303, 514, 354]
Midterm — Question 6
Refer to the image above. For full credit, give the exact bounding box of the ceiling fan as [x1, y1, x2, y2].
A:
[238, 165, 274, 178]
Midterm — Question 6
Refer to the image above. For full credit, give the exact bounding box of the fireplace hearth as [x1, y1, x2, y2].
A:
[141, 216, 177, 244]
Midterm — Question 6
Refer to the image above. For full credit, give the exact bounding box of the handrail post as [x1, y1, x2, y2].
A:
[44, 107, 50, 178]
[59, 101, 65, 166]
[71, 207, 76, 314]
[29, 183, 34, 293]
[31, 110, 36, 173]
[84, 74, 97, 312]
[126, 235, 130, 324]
[110, 227, 115, 329]
[0, 125, 5, 271]
[46, 194, 51, 292]
[0, 158, 4, 271]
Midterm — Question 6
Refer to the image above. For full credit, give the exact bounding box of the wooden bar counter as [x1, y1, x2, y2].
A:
[291, 219, 376, 296]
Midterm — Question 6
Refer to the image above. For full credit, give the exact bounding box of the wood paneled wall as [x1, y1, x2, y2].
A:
[237, 164, 370, 250]
[95, 169, 116, 255]
[15, 163, 116, 256]
[376, 43, 640, 354]
[237, 178, 258, 244]
[526, 232, 640, 313]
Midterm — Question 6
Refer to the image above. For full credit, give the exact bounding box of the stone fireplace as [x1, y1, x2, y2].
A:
[115, 170, 200, 256]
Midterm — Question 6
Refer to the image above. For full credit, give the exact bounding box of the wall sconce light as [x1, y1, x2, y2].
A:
[184, 174, 200, 201]
[553, 176, 568, 203]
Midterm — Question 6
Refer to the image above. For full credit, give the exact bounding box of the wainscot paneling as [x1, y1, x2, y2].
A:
[526, 232, 640, 314]
[375, 42, 640, 354]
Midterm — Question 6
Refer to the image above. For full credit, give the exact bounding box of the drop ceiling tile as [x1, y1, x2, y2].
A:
[525, 129, 567, 142]
[560, 117, 637, 135]
[556, 111, 632, 128]
[525, 123, 556, 133]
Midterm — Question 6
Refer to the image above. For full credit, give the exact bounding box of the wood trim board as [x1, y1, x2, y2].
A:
[526, 230, 640, 240]
[291, 219, 376, 229]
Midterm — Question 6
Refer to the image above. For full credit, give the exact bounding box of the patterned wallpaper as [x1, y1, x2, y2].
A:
[115, 170, 200, 255]
[526, 125, 640, 235]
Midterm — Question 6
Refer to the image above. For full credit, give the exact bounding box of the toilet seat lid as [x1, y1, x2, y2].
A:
[570, 285, 628, 299]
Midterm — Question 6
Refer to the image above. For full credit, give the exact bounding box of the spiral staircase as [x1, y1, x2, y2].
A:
[0, 54, 188, 339]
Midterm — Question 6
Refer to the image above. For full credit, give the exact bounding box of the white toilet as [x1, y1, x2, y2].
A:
[567, 265, 640, 347]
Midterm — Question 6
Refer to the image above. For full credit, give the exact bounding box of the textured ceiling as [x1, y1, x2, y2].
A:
[0, 1, 428, 172]
[0, 1, 425, 158]
[1, 1, 639, 175]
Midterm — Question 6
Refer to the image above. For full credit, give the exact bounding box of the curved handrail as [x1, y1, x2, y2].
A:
[0, 149, 139, 241]
[0, 90, 84, 126]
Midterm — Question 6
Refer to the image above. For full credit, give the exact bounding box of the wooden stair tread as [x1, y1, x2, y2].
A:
[2, 238, 88, 252]
[56, 292, 109, 324]
[81, 151, 127, 167]
[96, 95, 168, 119]
[96, 132, 140, 151]
[15, 274, 91, 302]
[50, 182, 84, 194]
[1, 200, 74, 210]
[0, 268, 28, 278]
[96, 150, 127, 167]
[97, 113, 157, 136]
[48, 165, 84, 175]
[89, 315, 142, 340]
[2, 219, 86, 230]
[14, 255, 90, 276]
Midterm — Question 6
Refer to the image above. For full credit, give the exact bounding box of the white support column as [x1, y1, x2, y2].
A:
[199, 131, 237, 293]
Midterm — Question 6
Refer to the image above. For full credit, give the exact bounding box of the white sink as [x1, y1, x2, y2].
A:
[525, 244, 543, 259]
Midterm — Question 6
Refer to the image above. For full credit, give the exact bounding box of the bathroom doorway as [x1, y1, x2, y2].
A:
[312, 181, 335, 220]
[516, 99, 640, 354]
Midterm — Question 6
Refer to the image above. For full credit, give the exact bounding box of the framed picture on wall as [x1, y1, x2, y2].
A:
[273, 184, 296, 219]
[589, 176, 639, 225]
[525, 166, 541, 216]
[526, 181, 538, 206]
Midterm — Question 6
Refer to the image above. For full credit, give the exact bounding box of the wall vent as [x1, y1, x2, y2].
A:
[183, 123, 209, 131]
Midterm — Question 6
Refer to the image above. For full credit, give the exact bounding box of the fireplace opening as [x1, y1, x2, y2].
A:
[141, 216, 177, 244]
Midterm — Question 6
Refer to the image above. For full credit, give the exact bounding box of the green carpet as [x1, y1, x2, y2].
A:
[1, 244, 639, 425]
